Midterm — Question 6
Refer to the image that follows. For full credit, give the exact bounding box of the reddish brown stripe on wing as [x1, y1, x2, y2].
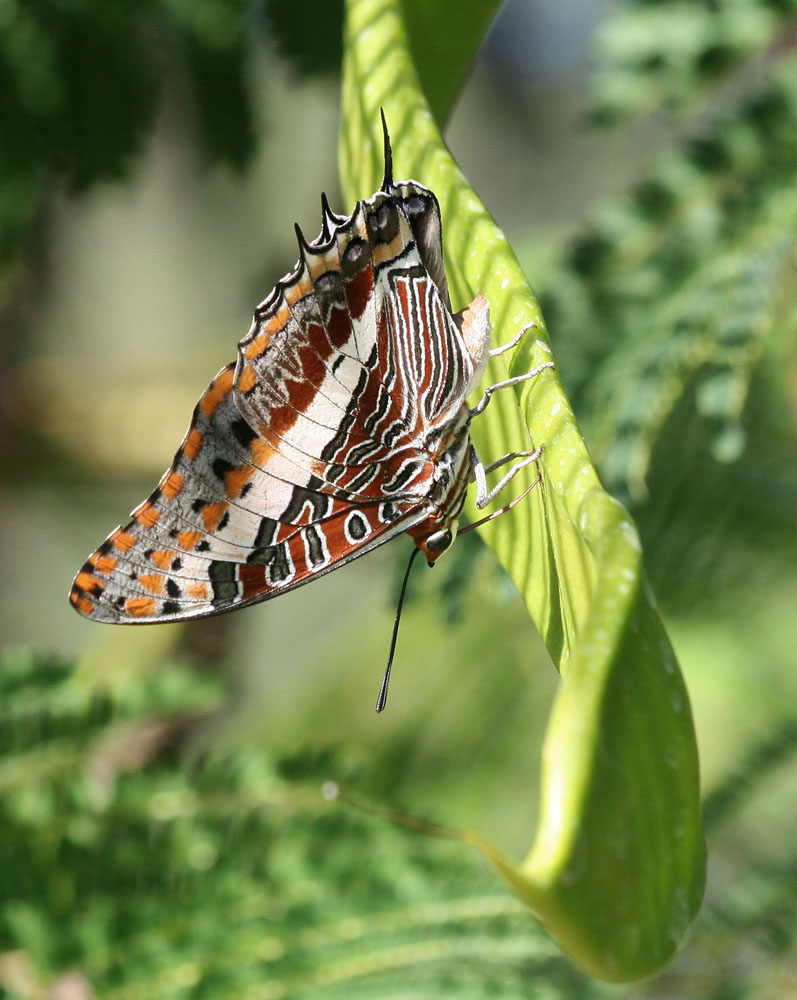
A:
[307, 322, 333, 362]
[326, 305, 352, 349]
[268, 404, 299, 438]
[343, 263, 374, 321]
[239, 563, 267, 599]
[285, 377, 316, 413]
[297, 343, 327, 386]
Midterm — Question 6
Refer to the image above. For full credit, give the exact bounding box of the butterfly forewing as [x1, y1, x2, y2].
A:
[70, 180, 476, 624]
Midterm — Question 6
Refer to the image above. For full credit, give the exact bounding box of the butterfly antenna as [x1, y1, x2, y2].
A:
[380, 108, 394, 191]
[376, 545, 421, 713]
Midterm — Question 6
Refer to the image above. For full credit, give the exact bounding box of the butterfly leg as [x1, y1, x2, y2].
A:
[470, 444, 544, 509]
[488, 320, 536, 358]
[469, 361, 555, 418]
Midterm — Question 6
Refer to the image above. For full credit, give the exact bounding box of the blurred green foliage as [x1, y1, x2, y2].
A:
[0, 647, 585, 999]
[0, 641, 794, 995]
[535, 2, 797, 616]
[0, 0, 264, 262]
[2, 0, 797, 995]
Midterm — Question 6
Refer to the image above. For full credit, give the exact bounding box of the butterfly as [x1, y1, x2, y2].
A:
[69, 113, 553, 706]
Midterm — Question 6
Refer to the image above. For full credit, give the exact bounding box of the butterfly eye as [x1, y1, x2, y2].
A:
[424, 529, 453, 554]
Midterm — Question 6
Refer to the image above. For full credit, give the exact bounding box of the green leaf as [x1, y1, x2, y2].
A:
[399, 0, 503, 125]
[340, 0, 705, 981]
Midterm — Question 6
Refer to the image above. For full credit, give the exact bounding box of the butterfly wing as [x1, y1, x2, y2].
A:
[69, 363, 428, 623]
[235, 186, 474, 497]
[70, 183, 475, 624]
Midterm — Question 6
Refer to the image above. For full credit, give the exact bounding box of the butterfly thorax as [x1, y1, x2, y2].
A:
[406, 411, 473, 564]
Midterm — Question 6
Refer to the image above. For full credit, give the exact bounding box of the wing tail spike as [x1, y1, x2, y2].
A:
[319, 197, 331, 240]
[294, 222, 312, 261]
[320, 192, 337, 239]
[380, 108, 393, 191]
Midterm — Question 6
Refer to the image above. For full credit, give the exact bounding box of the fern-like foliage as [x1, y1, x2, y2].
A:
[2, 645, 795, 996]
[547, 53, 797, 485]
[0, 0, 270, 264]
[590, 0, 797, 121]
[0, 648, 600, 999]
[538, 4, 797, 612]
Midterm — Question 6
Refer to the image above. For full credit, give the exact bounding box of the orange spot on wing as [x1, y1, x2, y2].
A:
[250, 438, 276, 467]
[186, 582, 209, 600]
[273, 303, 291, 329]
[284, 277, 313, 307]
[125, 597, 157, 617]
[183, 428, 203, 461]
[237, 362, 257, 392]
[94, 554, 117, 575]
[177, 530, 203, 551]
[201, 502, 228, 532]
[199, 367, 235, 418]
[111, 529, 137, 553]
[244, 333, 269, 360]
[75, 572, 105, 593]
[135, 505, 160, 529]
[225, 465, 254, 500]
[139, 574, 165, 595]
[149, 550, 176, 570]
[75, 596, 94, 615]
[160, 470, 184, 500]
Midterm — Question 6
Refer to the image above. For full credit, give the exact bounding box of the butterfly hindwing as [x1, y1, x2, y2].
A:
[70, 173, 484, 625]
[69, 360, 428, 622]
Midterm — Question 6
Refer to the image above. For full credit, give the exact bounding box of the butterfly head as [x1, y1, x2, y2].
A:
[422, 528, 454, 561]
[407, 520, 458, 566]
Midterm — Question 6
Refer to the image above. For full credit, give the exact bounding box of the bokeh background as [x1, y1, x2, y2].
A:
[1, 0, 796, 996]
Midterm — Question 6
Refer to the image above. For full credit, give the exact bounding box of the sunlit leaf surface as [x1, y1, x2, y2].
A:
[340, 0, 705, 980]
